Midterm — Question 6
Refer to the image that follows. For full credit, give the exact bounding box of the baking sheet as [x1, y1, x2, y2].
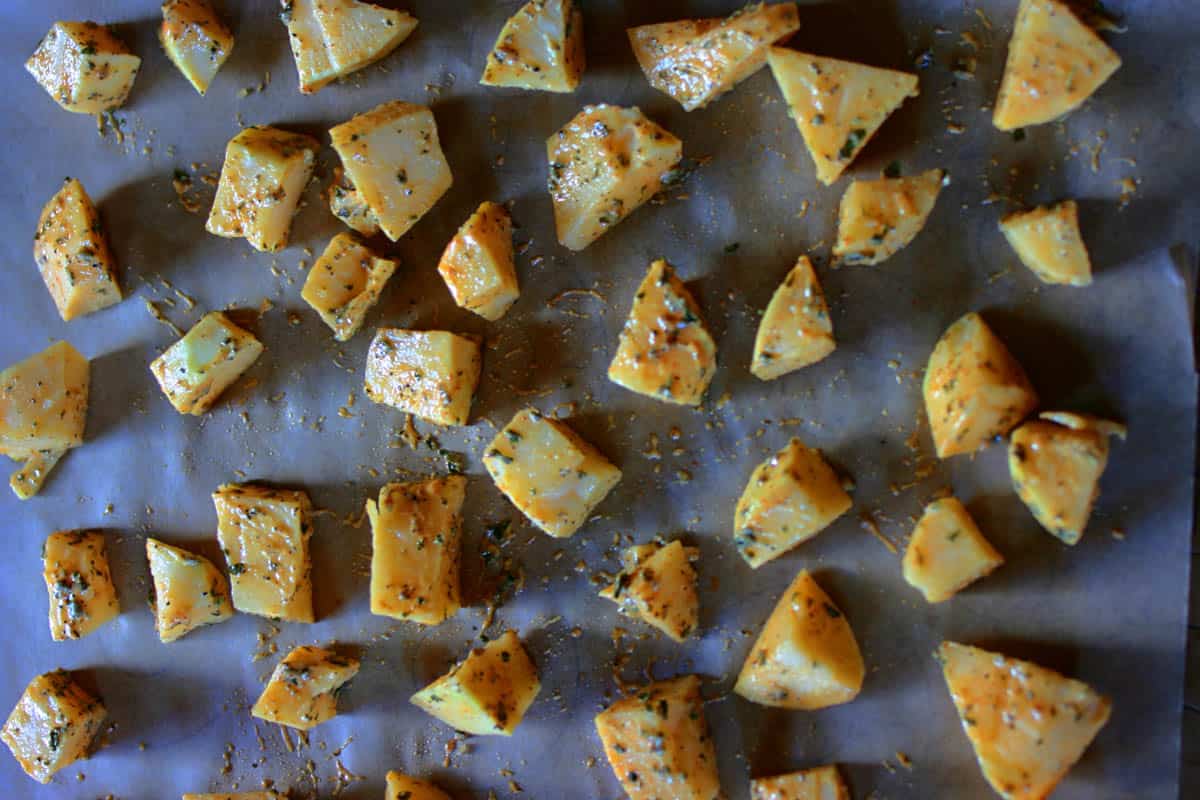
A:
[0, 1, 1196, 798]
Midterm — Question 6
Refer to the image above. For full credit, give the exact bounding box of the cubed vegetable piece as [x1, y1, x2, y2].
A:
[437, 201, 520, 321]
[26, 21, 141, 114]
[326, 166, 380, 236]
[751, 256, 835, 380]
[483, 408, 621, 537]
[183, 793, 284, 800]
[734, 438, 852, 568]
[1, 670, 105, 784]
[302, 233, 398, 341]
[936, 641, 1110, 800]
[481, 0, 584, 93]
[410, 630, 540, 736]
[150, 311, 264, 416]
[594, 674, 721, 800]
[34, 178, 121, 322]
[1000, 200, 1092, 286]
[923, 312, 1038, 458]
[385, 771, 452, 800]
[364, 329, 481, 426]
[735, 570, 864, 710]
[330, 101, 452, 241]
[160, 0, 234, 95]
[902, 497, 1004, 603]
[42, 530, 119, 641]
[547, 105, 682, 251]
[751, 765, 849, 800]
[213, 484, 314, 623]
[629, 2, 799, 112]
[993, 0, 1120, 130]
[282, 0, 418, 94]
[834, 169, 945, 265]
[599, 540, 699, 642]
[768, 48, 919, 185]
[252, 645, 359, 730]
[146, 538, 234, 643]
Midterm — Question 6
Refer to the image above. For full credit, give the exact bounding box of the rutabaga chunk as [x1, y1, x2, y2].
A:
[936, 641, 1111, 800]
[282, 0, 418, 93]
[26, 21, 140, 114]
[599, 540, 699, 642]
[751, 256, 834, 381]
[252, 645, 359, 730]
[42, 530, 119, 641]
[385, 772, 452, 800]
[364, 329, 481, 426]
[410, 630, 540, 736]
[145, 538, 233, 643]
[547, 105, 682, 251]
[1, 670, 105, 784]
[735, 570, 864, 710]
[834, 169, 945, 265]
[301, 233, 398, 341]
[483, 408, 621, 538]
[1000, 200, 1092, 286]
[34, 178, 121, 321]
[751, 765, 849, 800]
[629, 2, 800, 112]
[437, 201, 520, 321]
[481, 0, 584, 93]
[901, 497, 1004, 603]
[184, 793, 285, 800]
[594, 674, 721, 800]
[326, 166, 380, 236]
[150, 311, 264, 416]
[160, 0, 234, 95]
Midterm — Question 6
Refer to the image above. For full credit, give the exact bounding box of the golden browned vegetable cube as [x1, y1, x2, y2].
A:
[42, 530, 119, 641]
[834, 169, 945, 265]
[751, 765, 849, 800]
[146, 538, 234, 643]
[160, 0, 234, 95]
[751, 255, 835, 380]
[481, 0, 584, 93]
[301, 232, 397, 341]
[385, 772, 451, 800]
[599, 540, 699, 642]
[326, 166, 380, 236]
[34, 178, 121, 322]
[901, 497, 1004, 603]
[252, 645, 359, 730]
[1, 670, 105, 783]
[26, 21, 140, 114]
[436, 201, 520, 321]
[1000, 200, 1092, 286]
[364, 329, 481, 426]
[150, 311, 264, 416]
[282, 0, 418, 94]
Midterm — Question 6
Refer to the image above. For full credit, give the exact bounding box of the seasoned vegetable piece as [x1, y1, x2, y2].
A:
[385, 772, 451, 800]
[437, 201, 520, 321]
[330, 101, 452, 241]
[146, 538, 233, 643]
[160, 0, 234, 95]
[594, 674, 721, 800]
[629, 2, 800, 111]
[834, 169, 945, 265]
[734, 438, 852, 568]
[751, 256, 835, 380]
[936, 641, 1111, 800]
[481, 0, 584, 93]
[923, 312, 1038, 458]
[768, 48, 919, 185]
[1, 670, 105, 784]
[993, 0, 1120, 130]
[252, 645, 359, 730]
[410, 630, 540, 736]
[735, 570, 864, 709]
[599, 540, 699, 642]
[150, 311, 264, 416]
[26, 21, 141, 114]
[34, 178, 121, 322]
[213, 484, 314, 623]
[281, 0, 418, 94]
[42, 530, 119, 641]
[326, 166, 380, 236]
[608, 259, 716, 405]
[547, 105, 682, 251]
[301, 232, 398, 341]
[184, 793, 284, 800]
[206, 126, 319, 252]
[751, 765, 849, 800]
[364, 329, 481, 426]
[483, 408, 621, 538]
[901, 497, 1004, 603]
[999, 200, 1092, 286]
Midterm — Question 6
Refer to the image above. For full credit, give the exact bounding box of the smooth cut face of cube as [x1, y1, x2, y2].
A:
[1009, 417, 1112, 545]
[42, 530, 119, 641]
[547, 104, 682, 251]
[146, 538, 234, 643]
[834, 169, 945, 265]
[902, 497, 1004, 603]
[301, 232, 398, 341]
[251, 645, 359, 730]
[327, 166, 380, 235]
[330, 101, 452, 241]
[751, 765, 849, 800]
[436, 201, 520, 321]
[283, 0, 418, 94]
[160, 0, 234, 95]
[599, 540, 699, 642]
[34, 178, 122, 321]
[1000, 200, 1092, 286]
[752, 255, 835, 380]
[385, 771, 452, 800]
[364, 329, 481, 426]
[1, 670, 106, 784]
[483, 408, 622, 537]
[213, 484, 314, 622]
[480, 0, 585, 93]
[150, 311, 264, 416]
[26, 21, 141, 114]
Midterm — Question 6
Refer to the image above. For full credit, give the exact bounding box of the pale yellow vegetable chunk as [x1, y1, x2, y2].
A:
[410, 630, 540, 736]
[923, 312, 1038, 459]
[751, 765, 849, 800]
[183, 793, 284, 800]
[150, 311, 264, 416]
[937, 641, 1110, 800]
[302, 233, 397, 341]
[206, 126, 319, 252]
[599, 540, 699, 642]
[26, 21, 140, 114]
[1, 670, 105, 784]
[326, 166, 380, 236]
[213, 484, 314, 623]
[767, 47, 919, 185]
[902, 497, 1004, 603]
[364, 329, 481, 426]
[160, 0, 234, 95]
[629, 2, 799, 112]
[42, 530, 119, 641]
[330, 101, 452, 241]
[483, 408, 621, 537]
[252, 645, 359, 730]
[734, 438, 851, 568]
[1000, 200, 1092, 286]
[385, 772, 451, 800]
[146, 538, 234, 643]
[735, 570, 864, 709]
[437, 201, 520, 321]
[547, 105, 682, 251]
[34, 178, 121, 321]
[834, 169, 945, 265]
[751, 256, 835, 380]
[594, 674, 721, 800]
[993, 0, 1120, 130]
[282, 0, 418, 94]
[481, 0, 584, 93]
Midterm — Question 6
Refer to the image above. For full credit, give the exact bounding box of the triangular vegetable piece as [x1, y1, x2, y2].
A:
[999, 200, 1092, 286]
[146, 538, 234, 642]
[385, 772, 451, 800]
[599, 540, 699, 642]
[834, 168, 945, 265]
[480, 0, 584, 93]
[902, 496, 1004, 603]
[283, 0, 418, 94]
[252, 645, 359, 730]
[437, 201, 520, 321]
[751, 255, 835, 380]
[160, 0, 234, 95]
[751, 765, 849, 800]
